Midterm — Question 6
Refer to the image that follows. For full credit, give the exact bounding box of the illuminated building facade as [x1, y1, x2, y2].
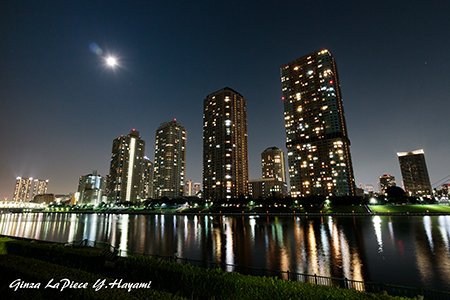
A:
[76, 170, 106, 205]
[31, 179, 49, 200]
[141, 156, 154, 200]
[13, 177, 32, 202]
[33, 194, 55, 204]
[107, 129, 145, 202]
[13, 177, 49, 202]
[184, 179, 193, 196]
[281, 49, 355, 197]
[379, 174, 396, 195]
[261, 147, 286, 183]
[153, 120, 186, 199]
[203, 87, 249, 200]
[193, 182, 201, 196]
[397, 149, 432, 197]
[248, 178, 287, 199]
[364, 184, 375, 195]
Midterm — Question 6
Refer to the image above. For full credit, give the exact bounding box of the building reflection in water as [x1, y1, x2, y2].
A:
[414, 215, 450, 291]
[2, 213, 450, 291]
[373, 216, 383, 253]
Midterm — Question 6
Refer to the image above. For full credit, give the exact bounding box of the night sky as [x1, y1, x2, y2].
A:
[1, 1, 449, 199]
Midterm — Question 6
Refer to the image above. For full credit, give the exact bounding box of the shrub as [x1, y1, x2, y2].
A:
[114, 255, 409, 300]
[4, 239, 105, 274]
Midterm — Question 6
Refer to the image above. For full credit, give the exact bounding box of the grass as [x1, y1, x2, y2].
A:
[0, 237, 14, 254]
[0, 237, 413, 299]
[370, 204, 450, 213]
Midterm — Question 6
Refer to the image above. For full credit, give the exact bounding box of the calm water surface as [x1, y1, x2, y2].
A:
[1, 213, 449, 292]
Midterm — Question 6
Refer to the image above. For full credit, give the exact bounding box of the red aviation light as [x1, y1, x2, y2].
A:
[329, 80, 333, 84]
[282, 96, 285, 100]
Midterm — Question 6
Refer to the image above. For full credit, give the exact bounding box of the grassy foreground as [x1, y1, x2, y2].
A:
[0, 237, 411, 299]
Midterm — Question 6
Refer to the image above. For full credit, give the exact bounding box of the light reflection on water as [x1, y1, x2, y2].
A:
[1, 213, 450, 291]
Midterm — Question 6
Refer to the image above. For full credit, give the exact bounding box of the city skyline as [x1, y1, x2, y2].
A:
[1, 2, 449, 199]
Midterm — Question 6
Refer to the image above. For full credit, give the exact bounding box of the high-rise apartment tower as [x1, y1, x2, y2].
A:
[153, 120, 186, 199]
[106, 129, 145, 202]
[13, 177, 49, 202]
[203, 87, 249, 200]
[141, 156, 154, 200]
[13, 177, 32, 202]
[184, 179, 193, 196]
[397, 149, 432, 197]
[281, 49, 355, 197]
[77, 170, 106, 205]
[261, 147, 286, 183]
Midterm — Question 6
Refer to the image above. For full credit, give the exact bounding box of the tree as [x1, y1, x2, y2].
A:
[385, 186, 406, 203]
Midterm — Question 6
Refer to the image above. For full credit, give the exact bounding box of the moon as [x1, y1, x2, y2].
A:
[106, 56, 117, 67]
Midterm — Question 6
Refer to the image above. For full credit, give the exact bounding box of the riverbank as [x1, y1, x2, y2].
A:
[3, 204, 450, 216]
[0, 237, 412, 299]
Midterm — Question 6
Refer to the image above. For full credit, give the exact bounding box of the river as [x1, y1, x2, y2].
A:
[1, 212, 449, 292]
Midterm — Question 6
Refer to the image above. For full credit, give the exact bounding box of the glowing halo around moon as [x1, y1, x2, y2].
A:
[106, 56, 117, 67]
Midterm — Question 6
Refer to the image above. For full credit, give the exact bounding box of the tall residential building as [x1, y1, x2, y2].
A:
[203, 87, 249, 200]
[397, 149, 432, 197]
[153, 120, 186, 199]
[13, 177, 49, 202]
[13, 177, 32, 202]
[141, 156, 154, 200]
[281, 49, 355, 197]
[261, 147, 286, 183]
[379, 174, 396, 195]
[106, 129, 145, 202]
[184, 179, 193, 196]
[30, 179, 49, 200]
[76, 170, 106, 205]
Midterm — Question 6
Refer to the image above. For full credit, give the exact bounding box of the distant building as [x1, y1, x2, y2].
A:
[33, 194, 54, 204]
[184, 179, 193, 196]
[203, 87, 249, 200]
[141, 156, 154, 200]
[193, 182, 201, 196]
[55, 194, 73, 205]
[77, 170, 106, 205]
[261, 147, 286, 183]
[281, 49, 356, 197]
[248, 178, 287, 199]
[13, 177, 48, 202]
[439, 184, 450, 198]
[364, 184, 375, 195]
[30, 179, 49, 200]
[153, 120, 186, 199]
[13, 177, 32, 202]
[355, 187, 365, 197]
[379, 174, 396, 195]
[107, 129, 146, 202]
[397, 149, 432, 197]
